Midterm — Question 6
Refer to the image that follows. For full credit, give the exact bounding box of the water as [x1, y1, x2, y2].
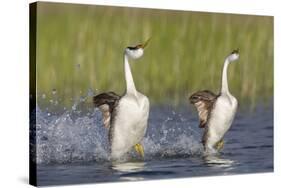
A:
[32, 100, 273, 186]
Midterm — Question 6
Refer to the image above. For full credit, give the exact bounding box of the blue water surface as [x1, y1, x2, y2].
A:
[34, 102, 273, 186]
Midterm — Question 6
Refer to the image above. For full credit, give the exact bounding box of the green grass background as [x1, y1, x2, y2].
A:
[35, 2, 273, 108]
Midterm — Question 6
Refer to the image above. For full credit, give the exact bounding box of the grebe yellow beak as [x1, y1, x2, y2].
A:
[136, 37, 151, 49]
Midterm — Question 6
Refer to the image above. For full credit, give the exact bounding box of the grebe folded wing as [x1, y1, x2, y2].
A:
[93, 92, 121, 129]
[189, 90, 218, 128]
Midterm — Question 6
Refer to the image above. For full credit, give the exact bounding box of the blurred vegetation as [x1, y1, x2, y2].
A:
[35, 2, 273, 108]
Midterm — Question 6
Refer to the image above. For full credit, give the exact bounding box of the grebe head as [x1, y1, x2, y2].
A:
[125, 38, 151, 59]
[227, 49, 239, 62]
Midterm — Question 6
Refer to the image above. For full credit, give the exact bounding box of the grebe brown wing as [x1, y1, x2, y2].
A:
[93, 92, 121, 129]
[189, 90, 218, 128]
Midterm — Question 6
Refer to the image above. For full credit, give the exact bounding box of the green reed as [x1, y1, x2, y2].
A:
[35, 2, 273, 108]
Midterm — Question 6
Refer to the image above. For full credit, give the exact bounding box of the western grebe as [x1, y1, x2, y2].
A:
[189, 49, 239, 154]
[93, 39, 150, 160]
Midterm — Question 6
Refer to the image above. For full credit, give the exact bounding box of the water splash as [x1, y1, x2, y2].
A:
[34, 107, 109, 164]
[32, 91, 203, 164]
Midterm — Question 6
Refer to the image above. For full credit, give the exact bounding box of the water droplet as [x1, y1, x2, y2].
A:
[72, 105, 77, 111]
[87, 88, 94, 97]
[54, 100, 58, 105]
